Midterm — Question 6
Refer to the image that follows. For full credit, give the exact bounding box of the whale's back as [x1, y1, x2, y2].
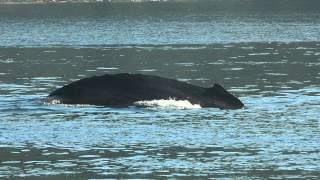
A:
[48, 73, 244, 109]
[48, 73, 204, 106]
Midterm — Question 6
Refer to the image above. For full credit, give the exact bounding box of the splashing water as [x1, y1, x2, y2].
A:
[134, 98, 202, 109]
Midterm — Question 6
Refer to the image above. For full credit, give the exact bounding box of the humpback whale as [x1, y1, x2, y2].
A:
[48, 73, 244, 109]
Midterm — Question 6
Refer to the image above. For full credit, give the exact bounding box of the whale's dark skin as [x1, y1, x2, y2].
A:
[48, 73, 244, 109]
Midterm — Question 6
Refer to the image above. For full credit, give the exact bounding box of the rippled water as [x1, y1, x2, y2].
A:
[1, 1, 320, 179]
[1, 1, 320, 46]
[1, 42, 320, 179]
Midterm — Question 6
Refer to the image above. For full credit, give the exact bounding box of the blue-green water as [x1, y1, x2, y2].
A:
[0, 1, 320, 179]
[1, 1, 320, 46]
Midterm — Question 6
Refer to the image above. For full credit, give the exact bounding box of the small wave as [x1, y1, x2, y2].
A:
[138, 69, 157, 72]
[248, 52, 271, 56]
[0, 59, 14, 64]
[43, 97, 93, 107]
[96, 67, 118, 70]
[43, 97, 62, 105]
[174, 62, 195, 67]
[265, 73, 288, 76]
[222, 68, 244, 71]
[134, 98, 201, 109]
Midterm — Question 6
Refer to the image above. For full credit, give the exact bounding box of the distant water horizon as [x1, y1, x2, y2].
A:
[1, 1, 320, 47]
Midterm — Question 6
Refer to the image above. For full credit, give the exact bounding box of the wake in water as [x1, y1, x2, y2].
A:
[134, 98, 201, 109]
[43, 96, 62, 105]
[44, 96, 201, 109]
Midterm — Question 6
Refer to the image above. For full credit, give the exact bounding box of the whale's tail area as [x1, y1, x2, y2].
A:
[203, 84, 244, 109]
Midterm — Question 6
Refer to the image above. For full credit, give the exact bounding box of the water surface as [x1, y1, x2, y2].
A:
[1, 1, 320, 179]
[1, 1, 320, 46]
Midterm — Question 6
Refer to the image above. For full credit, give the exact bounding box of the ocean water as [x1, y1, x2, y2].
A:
[0, 1, 320, 179]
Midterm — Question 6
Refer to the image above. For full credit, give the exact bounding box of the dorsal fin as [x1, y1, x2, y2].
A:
[204, 83, 231, 96]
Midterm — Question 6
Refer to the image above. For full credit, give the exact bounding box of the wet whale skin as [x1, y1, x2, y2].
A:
[48, 73, 244, 109]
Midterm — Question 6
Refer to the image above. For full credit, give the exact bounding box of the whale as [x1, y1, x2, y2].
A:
[47, 73, 244, 109]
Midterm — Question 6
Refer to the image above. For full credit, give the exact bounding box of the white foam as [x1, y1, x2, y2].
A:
[44, 97, 202, 109]
[134, 98, 201, 109]
[43, 97, 62, 105]
[43, 98, 91, 107]
[42, 96, 62, 105]
[96, 67, 118, 70]
[248, 52, 271, 56]
[0, 59, 14, 63]
[138, 69, 157, 72]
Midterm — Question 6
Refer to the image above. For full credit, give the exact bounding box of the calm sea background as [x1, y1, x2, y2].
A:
[0, 0, 320, 179]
